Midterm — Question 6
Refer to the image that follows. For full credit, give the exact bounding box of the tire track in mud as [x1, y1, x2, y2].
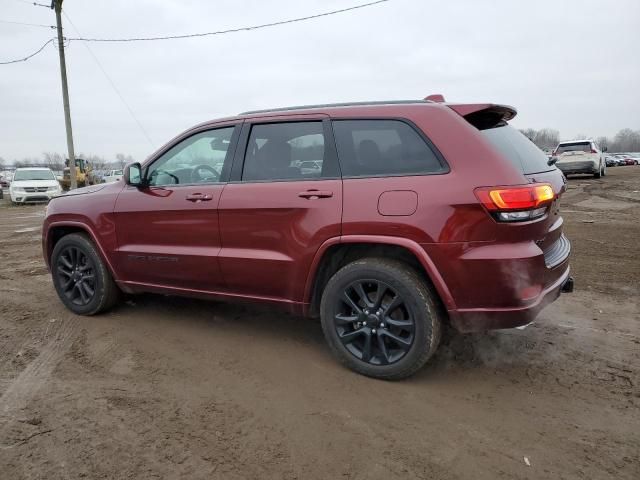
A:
[0, 317, 79, 446]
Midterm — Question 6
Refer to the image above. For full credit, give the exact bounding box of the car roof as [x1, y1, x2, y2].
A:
[559, 139, 592, 144]
[238, 99, 431, 115]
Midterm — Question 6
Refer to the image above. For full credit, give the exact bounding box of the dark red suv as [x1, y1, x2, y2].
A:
[43, 96, 572, 379]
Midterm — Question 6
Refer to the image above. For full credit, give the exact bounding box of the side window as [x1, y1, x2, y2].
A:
[146, 127, 235, 186]
[242, 122, 330, 181]
[332, 120, 446, 177]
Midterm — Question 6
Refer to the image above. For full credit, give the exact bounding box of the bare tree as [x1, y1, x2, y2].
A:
[518, 128, 559, 151]
[42, 152, 65, 171]
[115, 153, 135, 169]
[595, 136, 609, 151]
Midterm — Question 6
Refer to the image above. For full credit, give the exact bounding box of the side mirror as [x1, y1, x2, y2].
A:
[547, 157, 558, 166]
[602, 146, 608, 152]
[124, 162, 144, 186]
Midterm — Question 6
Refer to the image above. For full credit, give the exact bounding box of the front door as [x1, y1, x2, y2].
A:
[218, 119, 342, 302]
[113, 124, 239, 292]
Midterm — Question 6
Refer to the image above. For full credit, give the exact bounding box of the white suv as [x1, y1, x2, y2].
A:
[9, 167, 62, 204]
[552, 139, 606, 178]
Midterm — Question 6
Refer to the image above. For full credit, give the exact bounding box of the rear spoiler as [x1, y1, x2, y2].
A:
[449, 104, 517, 130]
[424, 95, 517, 130]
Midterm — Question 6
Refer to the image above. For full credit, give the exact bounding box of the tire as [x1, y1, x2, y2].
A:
[320, 258, 442, 380]
[594, 163, 602, 178]
[51, 233, 119, 315]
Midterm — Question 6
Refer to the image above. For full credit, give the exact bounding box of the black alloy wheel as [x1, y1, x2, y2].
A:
[335, 280, 415, 365]
[51, 233, 119, 315]
[56, 245, 97, 306]
[320, 258, 442, 380]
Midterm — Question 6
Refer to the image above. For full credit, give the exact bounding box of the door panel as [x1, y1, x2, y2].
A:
[113, 184, 225, 291]
[218, 179, 342, 301]
[112, 124, 239, 291]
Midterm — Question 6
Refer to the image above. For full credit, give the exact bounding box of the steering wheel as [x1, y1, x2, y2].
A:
[191, 164, 220, 183]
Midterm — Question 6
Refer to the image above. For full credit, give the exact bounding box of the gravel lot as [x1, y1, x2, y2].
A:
[0, 167, 638, 479]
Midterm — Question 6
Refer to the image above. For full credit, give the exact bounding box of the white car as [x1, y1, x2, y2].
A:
[103, 169, 124, 183]
[9, 167, 62, 204]
[552, 139, 606, 178]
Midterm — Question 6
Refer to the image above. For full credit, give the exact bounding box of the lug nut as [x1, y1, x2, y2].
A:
[380, 323, 385, 328]
[372, 329, 377, 334]
[363, 321, 367, 326]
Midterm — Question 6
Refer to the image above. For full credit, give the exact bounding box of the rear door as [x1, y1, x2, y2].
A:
[218, 116, 342, 302]
[113, 124, 240, 291]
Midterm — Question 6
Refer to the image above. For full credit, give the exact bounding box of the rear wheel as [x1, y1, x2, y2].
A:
[594, 162, 602, 178]
[320, 258, 442, 380]
[51, 233, 119, 315]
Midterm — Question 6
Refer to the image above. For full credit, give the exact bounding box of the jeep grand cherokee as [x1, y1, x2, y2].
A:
[42, 96, 573, 379]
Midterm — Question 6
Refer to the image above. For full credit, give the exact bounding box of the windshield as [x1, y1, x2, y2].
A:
[13, 169, 56, 181]
[556, 142, 591, 154]
[481, 125, 554, 174]
[113, 170, 123, 176]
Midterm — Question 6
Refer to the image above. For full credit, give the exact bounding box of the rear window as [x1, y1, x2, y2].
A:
[332, 120, 446, 177]
[481, 125, 553, 174]
[556, 142, 592, 154]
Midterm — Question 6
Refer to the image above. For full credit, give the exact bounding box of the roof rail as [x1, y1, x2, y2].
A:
[239, 99, 430, 115]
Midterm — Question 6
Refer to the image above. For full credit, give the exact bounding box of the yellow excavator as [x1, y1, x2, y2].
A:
[60, 158, 95, 190]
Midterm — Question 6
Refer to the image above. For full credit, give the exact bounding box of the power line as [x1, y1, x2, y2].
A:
[0, 0, 391, 63]
[62, 10, 155, 148]
[0, 18, 55, 28]
[10, 0, 50, 8]
[68, 0, 390, 42]
[0, 37, 54, 64]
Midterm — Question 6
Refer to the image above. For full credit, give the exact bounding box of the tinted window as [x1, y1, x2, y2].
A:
[556, 142, 592, 154]
[481, 125, 553, 174]
[14, 169, 55, 181]
[242, 122, 330, 181]
[332, 120, 445, 177]
[146, 127, 235, 186]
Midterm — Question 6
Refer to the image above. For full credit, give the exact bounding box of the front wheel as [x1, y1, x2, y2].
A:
[320, 258, 442, 380]
[51, 233, 119, 315]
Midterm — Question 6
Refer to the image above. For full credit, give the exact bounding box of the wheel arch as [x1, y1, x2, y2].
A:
[304, 236, 455, 318]
[45, 221, 119, 281]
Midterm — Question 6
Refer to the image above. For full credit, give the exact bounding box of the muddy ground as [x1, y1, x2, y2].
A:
[0, 167, 638, 479]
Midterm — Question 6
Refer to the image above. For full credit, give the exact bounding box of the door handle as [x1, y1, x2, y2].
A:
[186, 193, 213, 202]
[298, 190, 333, 199]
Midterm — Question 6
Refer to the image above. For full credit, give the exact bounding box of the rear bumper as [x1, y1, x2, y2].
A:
[448, 265, 571, 332]
[557, 160, 598, 175]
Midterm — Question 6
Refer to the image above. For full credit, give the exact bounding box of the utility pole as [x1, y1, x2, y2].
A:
[52, 0, 76, 189]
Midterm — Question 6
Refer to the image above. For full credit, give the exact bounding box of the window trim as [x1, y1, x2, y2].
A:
[141, 123, 242, 188]
[230, 118, 341, 184]
[329, 117, 450, 179]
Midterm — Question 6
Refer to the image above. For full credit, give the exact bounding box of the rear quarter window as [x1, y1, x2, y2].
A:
[332, 119, 446, 177]
[481, 125, 554, 174]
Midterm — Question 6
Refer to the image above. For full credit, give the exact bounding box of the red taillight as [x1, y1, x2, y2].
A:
[475, 184, 555, 222]
[590, 148, 597, 154]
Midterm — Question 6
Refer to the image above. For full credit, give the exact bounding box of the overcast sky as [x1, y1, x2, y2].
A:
[1, 0, 638, 162]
